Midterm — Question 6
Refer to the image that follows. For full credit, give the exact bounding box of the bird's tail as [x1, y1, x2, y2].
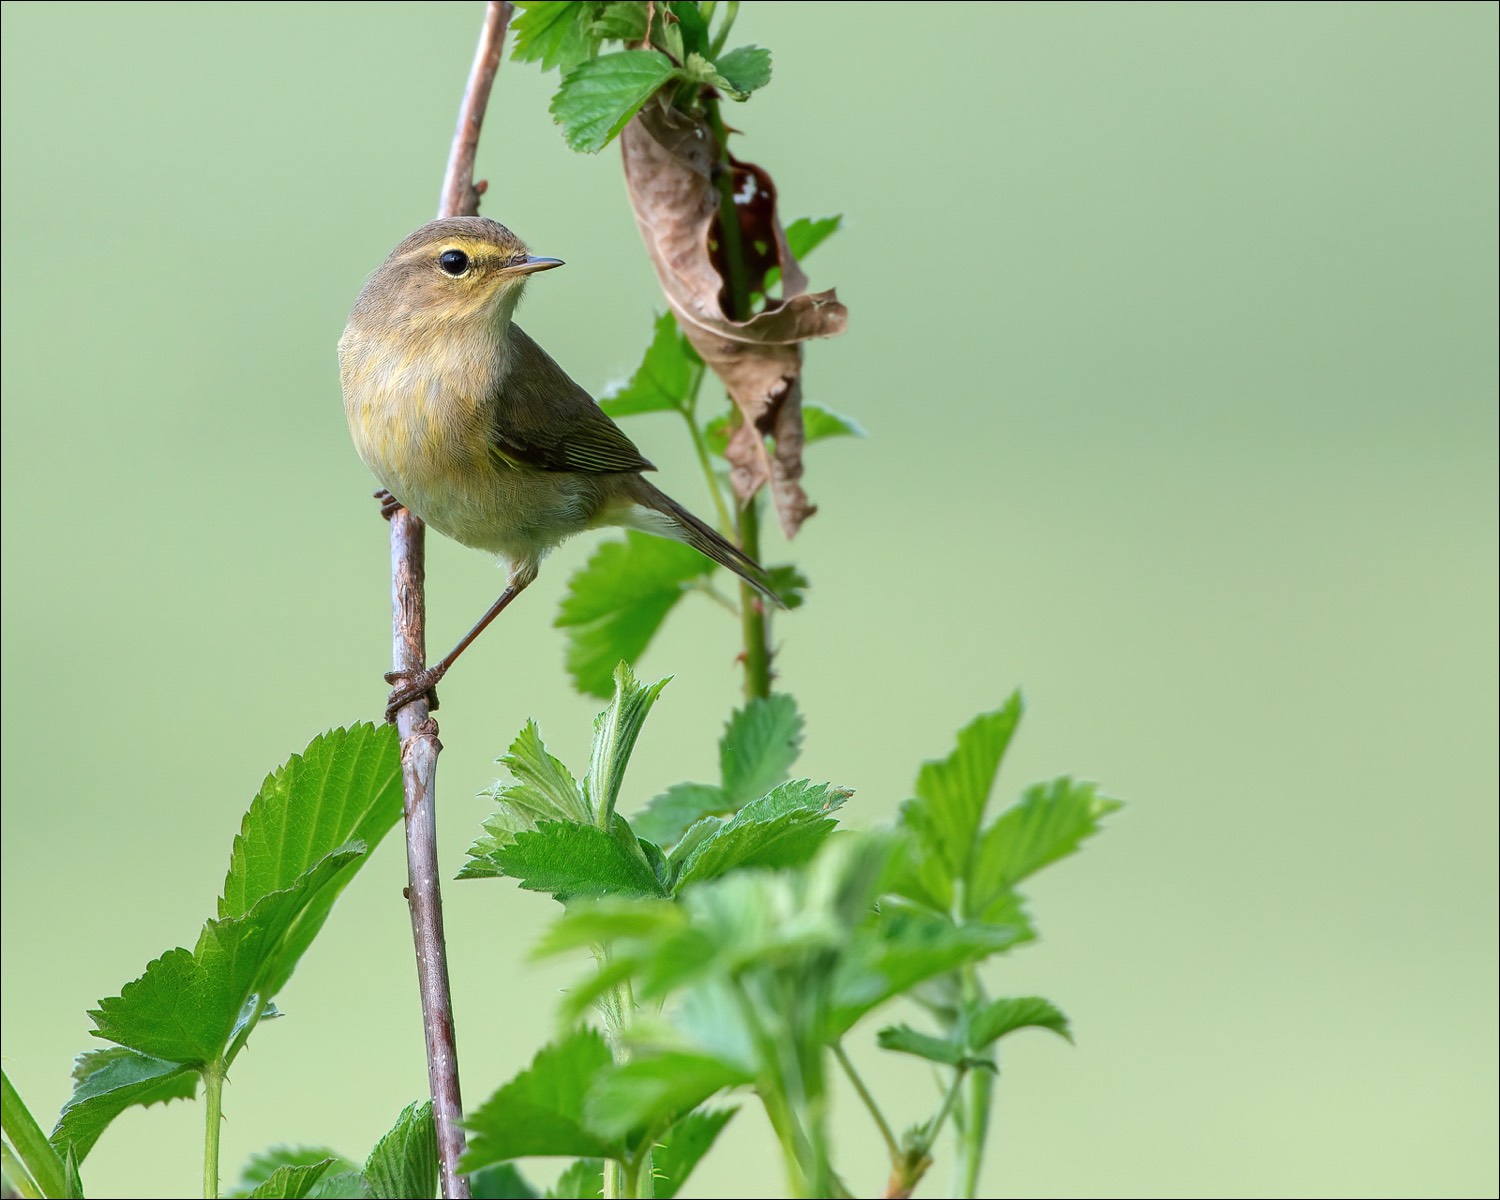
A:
[628, 479, 785, 607]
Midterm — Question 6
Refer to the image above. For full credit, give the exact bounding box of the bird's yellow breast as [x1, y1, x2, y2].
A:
[338, 321, 594, 567]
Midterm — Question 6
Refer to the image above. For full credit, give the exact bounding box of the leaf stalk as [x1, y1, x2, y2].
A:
[201, 1059, 224, 1200]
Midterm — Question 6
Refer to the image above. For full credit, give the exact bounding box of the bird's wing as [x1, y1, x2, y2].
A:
[489, 325, 656, 475]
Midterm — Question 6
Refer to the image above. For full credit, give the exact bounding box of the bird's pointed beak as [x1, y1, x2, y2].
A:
[509, 255, 564, 275]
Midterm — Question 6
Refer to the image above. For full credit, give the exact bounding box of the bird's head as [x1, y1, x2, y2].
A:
[350, 216, 564, 335]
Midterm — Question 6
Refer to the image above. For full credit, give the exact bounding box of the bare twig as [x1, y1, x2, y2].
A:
[439, 2, 511, 219]
[392, 4, 513, 1197]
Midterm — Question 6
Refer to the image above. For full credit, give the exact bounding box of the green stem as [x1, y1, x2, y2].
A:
[708, 109, 751, 319]
[705, 97, 775, 701]
[596, 948, 650, 1200]
[730, 983, 815, 1196]
[682, 408, 735, 537]
[708, 0, 740, 57]
[832, 1042, 899, 1162]
[202, 1059, 225, 1200]
[953, 965, 993, 1198]
[957, 1069, 993, 1198]
[0, 1140, 42, 1200]
[927, 1064, 968, 1145]
[625, 1147, 657, 1200]
[2, 1069, 64, 1200]
[737, 500, 772, 700]
[686, 577, 740, 614]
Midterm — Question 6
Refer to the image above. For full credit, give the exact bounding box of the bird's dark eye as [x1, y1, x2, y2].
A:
[438, 249, 470, 276]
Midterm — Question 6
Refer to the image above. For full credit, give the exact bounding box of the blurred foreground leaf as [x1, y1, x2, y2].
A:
[557, 535, 711, 699]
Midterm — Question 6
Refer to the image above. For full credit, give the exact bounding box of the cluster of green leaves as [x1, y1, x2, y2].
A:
[453, 665, 1116, 1196]
[555, 214, 857, 699]
[513, 0, 771, 151]
[877, 696, 1120, 1192]
[225, 1101, 438, 1200]
[461, 1032, 734, 1199]
[0, 727, 462, 1200]
[460, 665, 845, 910]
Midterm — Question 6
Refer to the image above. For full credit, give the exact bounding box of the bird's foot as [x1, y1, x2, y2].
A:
[374, 489, 404, 521]
[384, 665, 446, 722]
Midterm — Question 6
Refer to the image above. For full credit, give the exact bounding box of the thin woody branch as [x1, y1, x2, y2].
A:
[439, 1, 511, 220]
[391, 4, 513, 1197]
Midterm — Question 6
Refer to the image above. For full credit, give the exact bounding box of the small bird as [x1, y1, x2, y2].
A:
[339, 216, 777, 718]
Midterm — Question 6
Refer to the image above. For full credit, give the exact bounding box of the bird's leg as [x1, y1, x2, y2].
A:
[383, 573, 533, 722]
[374, 488, 404, 520]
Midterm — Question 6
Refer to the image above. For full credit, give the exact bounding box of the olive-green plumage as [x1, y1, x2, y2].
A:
[340, 216, 775, 595]
[339, 217, 776, 711]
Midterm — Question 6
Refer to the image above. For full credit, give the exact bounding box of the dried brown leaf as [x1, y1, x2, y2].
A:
[620, 96, 847, 537]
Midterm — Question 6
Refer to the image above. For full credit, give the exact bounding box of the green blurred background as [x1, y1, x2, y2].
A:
[3, 2, 1495, 1195]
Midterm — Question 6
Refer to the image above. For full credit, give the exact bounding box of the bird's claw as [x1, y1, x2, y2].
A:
[384, 666, 444, 722]
[374, 489, 404, 521]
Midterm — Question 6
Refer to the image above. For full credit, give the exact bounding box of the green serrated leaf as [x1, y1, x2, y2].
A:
[967, 996, 1073, 1048]
[827, 911, 1028, 1036]
[546, 917, 714, 1028]
[3, 1069, 68, 1200]
[462, 722, 589, 878]
[651, 1108, 735, 1199]
[887, 802, 957, 913]
[494, 720, 590, 824]
[221, 724, 399, 916]
[801, 403, 865, 444]
[242, 1159, 335, 1200]
[531, 898, 684, 958]
[681, 52, 740, 98]
[551, 50, 682, 153]
[51, 1048, 197, 1163]
[512, 1, 598, 74]
[630, 693, 804, 846]
[363, 1101, 436, 1200]
[967, 777, 1120, 919]
[599, 312, 700, 418]
[875, 1024, 966, 1067]
[969, 887, 1037, 942]
[915, 696, 1023, 884]
[237, 1147, 359, 1195]
[458, 810, 532, 881]
[306, 1171, 367, 1199]
[702, 414, 732, 458]
[462, 1031, 621, 1169]
[544, 1159, 604, 1200]
[671, 781, 848, 890]
[666, 1, 711, 54]
[493, 819, 668, 902]
[783, 215, 843, 261]
[556, 534, 712, 699]
[61, 1146, 82, 1200]
[88, 846, 364, 1064]
[584, 1053, 750, 1141]
[470, 1162, 541, 1199]
[662, 835, 897, 996]
[656, 15, 685, 64]
[719, 695, 804, 806]
[221, 725, 402, 998]
[631, 782, 729, 848]
[888, 698, 1026, 917]
[590, 0, 648, 43]
[584, 664, 671, 821]
[703, 404, 854, 462]
[712, 45, 772, 97]
[762, 565, 809, 611]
